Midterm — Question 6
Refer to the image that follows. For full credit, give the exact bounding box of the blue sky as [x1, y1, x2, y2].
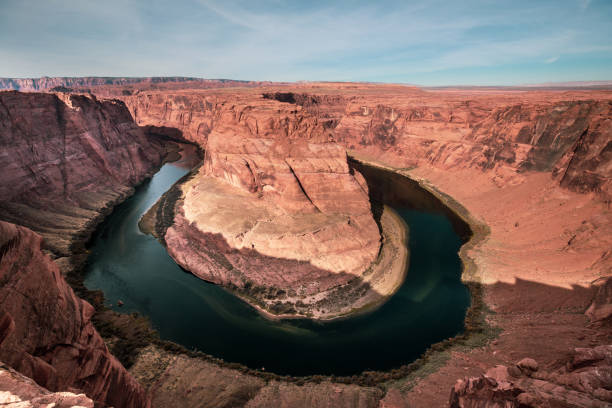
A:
[1, 0, 611, 85]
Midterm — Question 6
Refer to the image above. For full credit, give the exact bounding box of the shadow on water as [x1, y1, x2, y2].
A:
[84, 154, 471, 376]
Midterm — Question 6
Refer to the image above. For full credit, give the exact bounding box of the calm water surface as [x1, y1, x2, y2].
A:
[85, 157, 470, 376]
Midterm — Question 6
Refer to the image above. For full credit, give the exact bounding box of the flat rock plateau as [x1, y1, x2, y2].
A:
[0, 78, 610, 407]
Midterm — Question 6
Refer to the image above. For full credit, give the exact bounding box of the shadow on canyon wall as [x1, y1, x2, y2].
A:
[487, 277, 597, 314]
[350, 158, 473, 242]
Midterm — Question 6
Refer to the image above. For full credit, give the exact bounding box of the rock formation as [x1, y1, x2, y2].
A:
[0, 362, 94, 408]
[0, 91, 165, 256]
[0, 82, 610, 407]
[123, 86, 611, 200]
[0, 90, 168, 407]
[139, 94, 409, 318]
[449, 347, 612, 407]
[0, 76, 275, 92]
[0, 220, 148, 408]
[117, 83, 611, 406]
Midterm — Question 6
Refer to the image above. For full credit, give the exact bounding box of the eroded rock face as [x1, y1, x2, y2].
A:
[0, 220, 149, 408]
[332, 93, 612, 199]
[139, 95, 388, 318]
[449, 347, 612, 408]
[120, 85, 611, 406]
[0, 91, 165, 256]
[124, 87, 612, 199]
[0, 363, 94, 408]
[0, 91, 168, 407]
[0, 76, 274, 93]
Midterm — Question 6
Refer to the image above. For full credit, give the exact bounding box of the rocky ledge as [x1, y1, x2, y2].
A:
[450, 346, 612, 407]
[0, 362, 94, 408]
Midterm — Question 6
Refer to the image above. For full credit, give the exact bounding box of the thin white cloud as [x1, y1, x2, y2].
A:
[1, 0, 610, 84]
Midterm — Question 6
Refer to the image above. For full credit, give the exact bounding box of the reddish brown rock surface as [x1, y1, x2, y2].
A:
[0, 82, 610, 407]
[0, 220, 148, 408]
[122, 85, 611, 200]
[449, 346, 612, 407]
[0, 91, 165, 256]
[0, 362, 94, 408]
[133, 87, 418, 318]
[0, 90, 168, 407]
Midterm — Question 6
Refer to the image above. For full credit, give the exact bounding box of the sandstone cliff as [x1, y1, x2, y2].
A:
[0, 362, 94, 408]
[0, 91, 167, 407]
[0, 220, 148, 408]
[332, 92, 612, 200]
[0, 91, 165, 256]
[123, 87, 611, 200]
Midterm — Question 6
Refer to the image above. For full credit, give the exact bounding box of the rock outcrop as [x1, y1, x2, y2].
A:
[124, 87, 612, 200]
[0, 363, 94, 408]
[139, 94, 404, 318]
[0, 220, 149, 408]
[332, 90, 612, 199]
[449, 347, 612, 407]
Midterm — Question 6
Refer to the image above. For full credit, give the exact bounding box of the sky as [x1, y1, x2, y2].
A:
[1, 0, 611, 85]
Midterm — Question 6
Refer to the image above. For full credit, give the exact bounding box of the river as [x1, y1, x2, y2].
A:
[84, 152, 470, 376]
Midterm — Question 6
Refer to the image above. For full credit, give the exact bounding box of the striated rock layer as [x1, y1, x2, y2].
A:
[0, 76, 280, 93]
[0, 220, 148, 408]
[0, 91, 165, 256]
[124, 86, 611, 199]
[0, 91, 167, 407]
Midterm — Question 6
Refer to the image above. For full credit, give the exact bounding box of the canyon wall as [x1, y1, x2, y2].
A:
[0, 84, 608, 407]
[0, 91, 168, 407]
[332, 93, 612, 200]
[123, 88, 612, 319]
[123, 87, 611, 200]
[0, 91, 165, 256]
[0, 77, 200, 91]
[0, 77, 286, 100]
[0, 77, 271, 92]
[0, 220, 148, 408]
